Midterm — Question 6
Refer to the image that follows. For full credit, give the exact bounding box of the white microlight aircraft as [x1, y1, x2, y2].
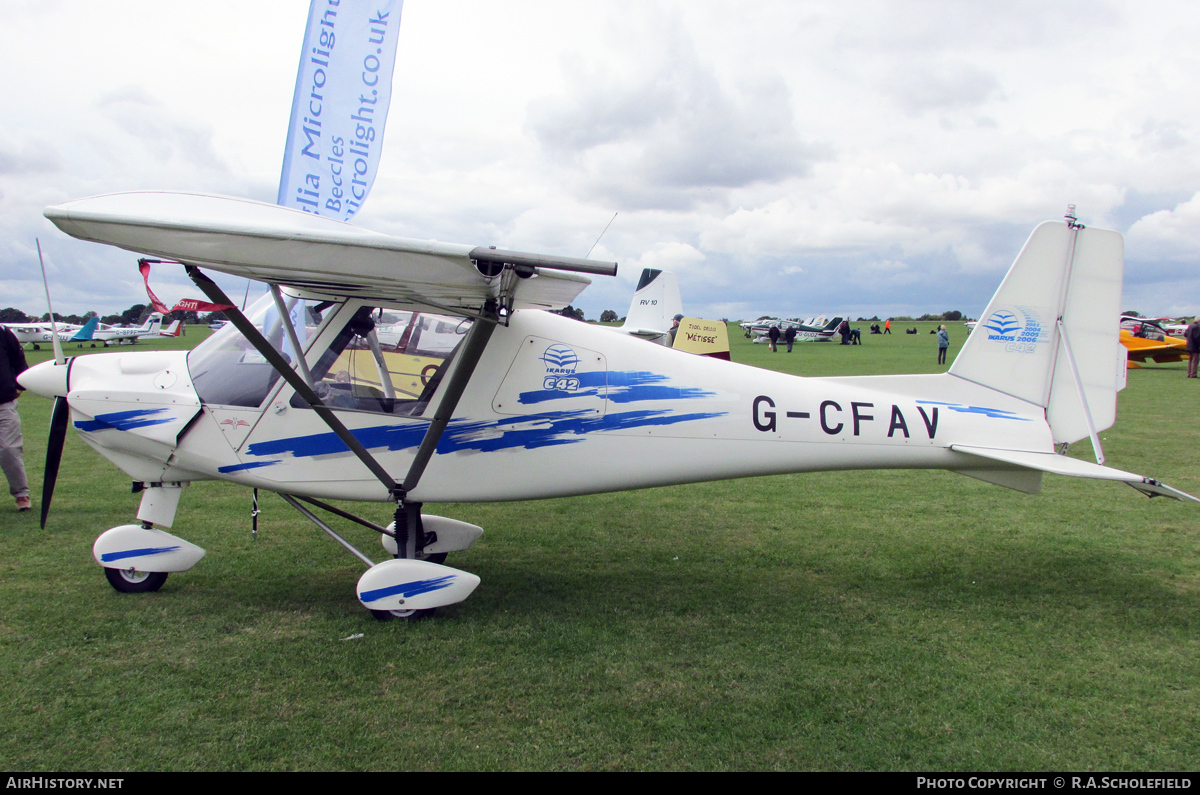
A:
[20, 192, 1198, 621]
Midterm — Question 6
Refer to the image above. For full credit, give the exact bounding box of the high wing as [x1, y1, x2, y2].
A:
[44, 191, 614, 314]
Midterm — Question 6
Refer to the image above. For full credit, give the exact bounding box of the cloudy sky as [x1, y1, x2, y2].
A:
[2, 0, 1199, 322]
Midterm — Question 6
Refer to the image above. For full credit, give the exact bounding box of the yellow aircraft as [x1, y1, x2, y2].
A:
[324, 310, 470, 404]
[1120, 316, 1189, 368]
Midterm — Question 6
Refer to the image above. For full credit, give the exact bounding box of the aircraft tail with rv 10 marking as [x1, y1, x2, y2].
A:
[619, 268, 684, 345]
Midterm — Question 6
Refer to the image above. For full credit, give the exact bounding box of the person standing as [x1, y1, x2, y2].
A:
[0, 325, 30, 511]
[937, 324, 950, 365]
[884, 318, 892, 335]
[767, 323, 781, 353]
[1186, 317, 1200, 378]
[784, 325, 797, 353]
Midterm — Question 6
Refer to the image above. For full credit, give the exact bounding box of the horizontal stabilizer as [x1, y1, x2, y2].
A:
[951, 445, 1200, 503]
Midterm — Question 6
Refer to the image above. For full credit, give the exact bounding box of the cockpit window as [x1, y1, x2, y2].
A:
[188, 293, 336, 407]
[293, 307, 473, 416]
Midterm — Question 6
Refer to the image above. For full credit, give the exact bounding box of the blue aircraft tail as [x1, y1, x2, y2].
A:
[69, 317, 99, 341]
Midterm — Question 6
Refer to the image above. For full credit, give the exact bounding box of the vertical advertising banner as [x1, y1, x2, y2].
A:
[277, 0, 404, 221]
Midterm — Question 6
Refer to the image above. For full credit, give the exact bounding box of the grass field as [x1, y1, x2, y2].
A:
[1, 322, 1198, 771]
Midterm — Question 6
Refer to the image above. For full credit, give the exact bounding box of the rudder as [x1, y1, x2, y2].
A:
[949, 215, 1124, 446]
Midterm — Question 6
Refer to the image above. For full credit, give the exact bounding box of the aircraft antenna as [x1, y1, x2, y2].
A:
[35, 238, 65, 365]
[584, 212, 618, 259]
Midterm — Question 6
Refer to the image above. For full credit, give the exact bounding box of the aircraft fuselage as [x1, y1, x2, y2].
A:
[38, 305, 1051, 505]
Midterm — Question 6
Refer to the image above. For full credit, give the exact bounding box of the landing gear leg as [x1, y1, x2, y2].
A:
[373, 500, 435, 621]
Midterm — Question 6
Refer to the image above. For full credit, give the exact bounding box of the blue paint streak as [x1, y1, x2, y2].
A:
[518, 370, 715, 405]
[75, 408, 174, 433]
[100, 545, 181, 563]
[218, 461, 281, 474]
[439, 409, 728, 452]
[245, 408, 728, 460]
[246, 423, 427, 458]
[361, 575, 457, 603]
[916, 400, 1032, 421]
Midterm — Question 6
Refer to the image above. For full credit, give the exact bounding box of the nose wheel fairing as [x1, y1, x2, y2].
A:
[93, 524, 207, 575]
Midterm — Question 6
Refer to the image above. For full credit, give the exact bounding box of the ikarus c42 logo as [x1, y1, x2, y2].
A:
[541, 344, 581, 391]
[983, 306, 1048, 353]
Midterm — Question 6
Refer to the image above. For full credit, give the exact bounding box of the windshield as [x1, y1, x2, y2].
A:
[188, 293, 337, 407]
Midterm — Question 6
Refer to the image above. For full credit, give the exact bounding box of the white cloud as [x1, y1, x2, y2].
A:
[2, 0, 1200, 321]
[1127, 192, 1200, 260]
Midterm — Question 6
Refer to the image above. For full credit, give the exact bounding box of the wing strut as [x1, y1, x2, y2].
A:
[392, 300, 499, 558]
[186, 266, 401, 497]
[188, 266, 502, 561]
[1055, 317, 1105, 465]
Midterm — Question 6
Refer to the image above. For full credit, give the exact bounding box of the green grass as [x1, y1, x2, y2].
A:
[1, 322, 1198, 771]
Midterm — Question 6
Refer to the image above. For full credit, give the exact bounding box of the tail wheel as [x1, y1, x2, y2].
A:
[104, 567, 168, 593]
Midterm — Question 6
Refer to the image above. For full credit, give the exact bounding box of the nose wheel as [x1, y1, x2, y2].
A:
[370, 608, 435, 622]
[104, 567, 169, 593]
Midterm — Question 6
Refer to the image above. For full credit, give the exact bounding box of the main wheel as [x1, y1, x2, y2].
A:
[104, 567, 168, 593]
[370, 608, 435, 622]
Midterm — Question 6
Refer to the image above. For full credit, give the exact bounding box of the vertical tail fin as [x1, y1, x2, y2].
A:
[619, 268, 684, 345]
[949, 216, 1124, 447]
[69, 317, 99, 341]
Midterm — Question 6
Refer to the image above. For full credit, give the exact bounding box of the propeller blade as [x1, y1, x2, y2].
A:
[41, 395, 69, 529]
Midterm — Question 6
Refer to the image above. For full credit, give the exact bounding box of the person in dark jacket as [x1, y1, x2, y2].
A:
[1186, 317, 1200, 378]
[0, 326, 30, 511]
[767, 323, 781, 352]
[784, 325, 797, 352]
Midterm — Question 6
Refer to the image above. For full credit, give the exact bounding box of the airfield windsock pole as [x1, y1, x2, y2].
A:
[277, 0, 404, 222]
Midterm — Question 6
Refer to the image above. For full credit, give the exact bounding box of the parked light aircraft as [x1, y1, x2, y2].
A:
[1119, 316, 1189, 368]
[4, 321, 81, 348]
[20, 192, 1198, 621]
[743, 316, 843, 343]
[61, 317, 99, 344]
[64, 314, 164, 347]
[1158, 319, 1188, 338]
